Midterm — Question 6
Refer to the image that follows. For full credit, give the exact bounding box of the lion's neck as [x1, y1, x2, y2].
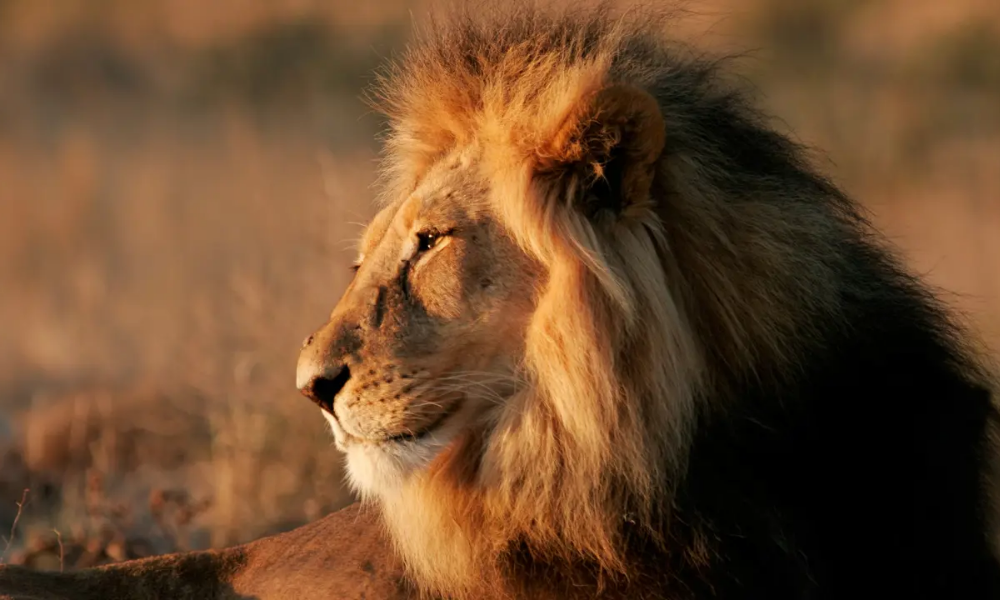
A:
[380, 482, 695, 599]
[377, 458, 681, 600]
[380, 481, 493, 598]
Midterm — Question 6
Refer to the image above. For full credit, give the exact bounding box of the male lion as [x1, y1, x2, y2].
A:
[2, 3, 999, 599]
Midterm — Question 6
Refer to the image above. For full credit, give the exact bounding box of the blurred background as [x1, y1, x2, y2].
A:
[0, 0, 998, 570]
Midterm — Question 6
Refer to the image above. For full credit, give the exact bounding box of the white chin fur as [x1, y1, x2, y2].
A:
[321, 408, 457, 497]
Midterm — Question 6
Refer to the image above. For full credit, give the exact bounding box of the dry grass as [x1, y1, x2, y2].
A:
[0, 0, 998, 567]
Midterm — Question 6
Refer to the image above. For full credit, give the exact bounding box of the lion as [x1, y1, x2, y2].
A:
[2, 2, 999, 599]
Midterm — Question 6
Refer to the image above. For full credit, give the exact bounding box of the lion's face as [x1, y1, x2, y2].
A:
[297, 149, 541, 493]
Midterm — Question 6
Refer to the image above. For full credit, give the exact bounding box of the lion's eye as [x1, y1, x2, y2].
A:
[416, 230, 442, 253]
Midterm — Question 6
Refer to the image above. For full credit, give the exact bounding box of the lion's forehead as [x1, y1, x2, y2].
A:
[359, 153, 491, 261]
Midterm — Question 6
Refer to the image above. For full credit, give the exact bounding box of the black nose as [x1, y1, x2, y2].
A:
[300, 365, 351, 413]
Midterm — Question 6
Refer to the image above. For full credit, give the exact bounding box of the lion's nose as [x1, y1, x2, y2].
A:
[297, 363, 351, 414]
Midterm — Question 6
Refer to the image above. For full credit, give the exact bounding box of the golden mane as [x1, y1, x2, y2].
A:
[365, 2, 866, 596]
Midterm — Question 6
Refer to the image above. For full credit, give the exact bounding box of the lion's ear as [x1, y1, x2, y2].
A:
[535, 84, 665, 219]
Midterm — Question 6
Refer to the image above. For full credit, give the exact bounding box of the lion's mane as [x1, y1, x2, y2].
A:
[365, 2, 1000, 598]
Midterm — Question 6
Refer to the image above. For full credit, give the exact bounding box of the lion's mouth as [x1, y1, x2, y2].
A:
[382, 398, 464, 444]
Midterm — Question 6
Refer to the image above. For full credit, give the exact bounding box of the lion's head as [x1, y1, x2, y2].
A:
[296, 3, 859, 597]
[296, 149, 543, 494]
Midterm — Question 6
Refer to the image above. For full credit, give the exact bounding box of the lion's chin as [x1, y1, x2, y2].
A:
[321, 408, 462, 496]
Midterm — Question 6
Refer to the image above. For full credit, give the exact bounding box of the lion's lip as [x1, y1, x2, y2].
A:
[381, 398, 464, 445]
[321, 393, 465, 448]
